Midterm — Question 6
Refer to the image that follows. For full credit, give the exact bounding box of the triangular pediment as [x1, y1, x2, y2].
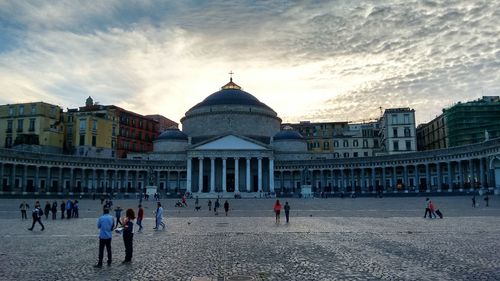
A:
[193, 135, 267, 150]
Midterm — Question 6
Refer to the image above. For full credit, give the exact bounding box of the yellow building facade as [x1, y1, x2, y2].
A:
[0, 102, 64, 153]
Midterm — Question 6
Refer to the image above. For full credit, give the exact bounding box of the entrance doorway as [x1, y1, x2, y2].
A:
[227, 174, 235, 192]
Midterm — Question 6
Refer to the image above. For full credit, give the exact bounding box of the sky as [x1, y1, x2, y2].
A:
[0, 0, 499, 126]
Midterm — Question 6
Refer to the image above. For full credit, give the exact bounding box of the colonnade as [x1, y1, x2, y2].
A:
[186, 156, 274, 193]
[276, 157, 496, 193]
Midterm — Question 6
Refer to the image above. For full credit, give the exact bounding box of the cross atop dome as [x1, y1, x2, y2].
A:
[221, 70, 241, 90]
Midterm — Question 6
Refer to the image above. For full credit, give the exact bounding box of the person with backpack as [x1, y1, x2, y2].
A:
[28, 201, 44, 231]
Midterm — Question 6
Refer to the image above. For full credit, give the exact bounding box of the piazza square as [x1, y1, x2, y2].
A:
[0, 196, 499, 281]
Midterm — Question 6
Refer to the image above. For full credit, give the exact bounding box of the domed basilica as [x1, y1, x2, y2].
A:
[148, 78, 307, 195]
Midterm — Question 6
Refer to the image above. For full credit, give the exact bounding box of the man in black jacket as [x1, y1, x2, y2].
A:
[28, 201, 45, 231]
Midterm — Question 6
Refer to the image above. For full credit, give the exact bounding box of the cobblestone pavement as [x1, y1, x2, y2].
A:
[0, 197, 499, 280]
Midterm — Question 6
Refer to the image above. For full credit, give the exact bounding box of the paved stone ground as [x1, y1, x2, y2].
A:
[0, 197, 499, 280]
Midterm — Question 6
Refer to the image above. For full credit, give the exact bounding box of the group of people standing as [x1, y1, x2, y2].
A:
[21, 199, 81, 231]
[273, 200, 291, 223]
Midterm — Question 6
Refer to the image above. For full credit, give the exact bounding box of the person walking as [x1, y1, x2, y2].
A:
[224, 200, 229, 216]
[51, 201, 57, 220]
[472, 196, 476, 208]
[424, 198, 432, 218]
[44, 201, 51, 220]
[182, 195, 188, 207]
[214, 199, 220, 216]
[28, 201, 44, 231]
[121, 209, 135, 263]
[274, 200, 282, 224]
[19, 201, 29, 220]
[94, 207, 114, 268]
[153, 202, 165, 230]
[208, 200, 212, 211]
[136, 204, 144, 232]
[60, 200, 66, 219]
[284, 202, 291, 223]
[428, 200, 437, 219]
[73, 200, 79, 218]
[114, 206, 123, 229]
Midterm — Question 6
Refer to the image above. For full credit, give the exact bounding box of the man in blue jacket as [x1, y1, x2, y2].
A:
[94, 207, 114, 268]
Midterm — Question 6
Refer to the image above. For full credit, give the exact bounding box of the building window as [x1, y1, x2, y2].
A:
[19, 105, 24, 115]
[323, 141, 329, 150]
[353, 152, 358, 157]
[5, 137, 12, 148]
[343, 140, 348, 147]
[31, 104, 36, 115]
[29, 119, 35, 131]
[79, 119, 86, 131]
[393, 128, 398, 137]
[392, 114, 398, 124]
[343, 152, 349, 158]
[9, 107, 14, 116]
[404, 114, 410, 124]
[50, 106, 55, 116]
[353, 140, 358, 147]
[393, 141, 399, 151]
[79, 135, 85, 145]
[112, 125, 116, 136]
[374, 139, 379, 148]
[17, 119, 24, 132]
[334, 141, 339, 147]
[6, 120, 12, 133]
[406, 140, 412, 150]
[404, 127, 411, 137]
[333, 152, 339, 158]
[92, 120, 97, 131]
[111, 140, 116, 149]
[92, 135, 96, 146]
[363, 139, 368, 148]
[364, 152, 369, 157]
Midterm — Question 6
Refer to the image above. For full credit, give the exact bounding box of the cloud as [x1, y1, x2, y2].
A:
[0, 0, 499, 126]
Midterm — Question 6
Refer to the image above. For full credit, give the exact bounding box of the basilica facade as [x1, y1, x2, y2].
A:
[1, 79, 500, 197]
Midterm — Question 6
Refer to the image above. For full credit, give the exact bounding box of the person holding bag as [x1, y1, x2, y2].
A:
[121, 208, 135, 263]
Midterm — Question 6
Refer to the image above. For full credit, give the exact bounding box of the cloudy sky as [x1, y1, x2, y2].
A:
[0, 0, 499, 126]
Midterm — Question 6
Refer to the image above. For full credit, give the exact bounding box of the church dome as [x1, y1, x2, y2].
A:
[181, 78, 281, 142]
[156, 128, 188, 141]
[188, 79, 274, 112]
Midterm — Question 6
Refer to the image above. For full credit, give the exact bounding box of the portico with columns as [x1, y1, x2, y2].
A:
[185, 135, 275, 196]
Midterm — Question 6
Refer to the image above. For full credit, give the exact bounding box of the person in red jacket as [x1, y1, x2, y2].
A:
[136, 204, 144, 232]
[274, 200, 282, 224]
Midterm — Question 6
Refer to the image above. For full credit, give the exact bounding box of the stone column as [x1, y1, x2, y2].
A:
[210, 157, 215, 193]
[371, 167, 376, 193]
[35, 166, 39, 193]
[447, 162, 453, 192]
[361, 168, 365, 193]
[58, 167, 63, 193]
[340, 169, 344, 191]
[70, 168, 74, 193]
[350, 168, 355, 191]
[234, 158, 240, 192]
[436, 163, 442, 192]
[382, 166, 386, 191]
[186, 158, 192, 193]
[0, 163, 3, 190]
[458, 160, 463, 190]
[415, 165, 420, 193]
[269, 158, 274, 193]
[22, 165, 28, 193]
[246, 157, 251, 192]
[469, 159, 474, 190]
[392, 166, 397, 192]
[480, 158, 485, 189]
[257, 157, 262, 192]
[403, 165, 408, 191]
[10, 164, 15, 191]
[222, 157, 227, 192]
[198, 157, 204, 193]
[425, 163, 430, 192]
